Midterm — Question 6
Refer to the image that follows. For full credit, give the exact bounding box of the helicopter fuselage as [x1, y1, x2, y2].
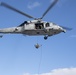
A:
[0, 20, 66, 38]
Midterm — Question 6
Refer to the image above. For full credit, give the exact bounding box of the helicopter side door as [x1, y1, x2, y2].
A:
[24, 23, 35, 30]
[35, 23, 44, 29]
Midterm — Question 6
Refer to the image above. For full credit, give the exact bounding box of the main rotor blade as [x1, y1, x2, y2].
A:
[41, 0, 58, 19]
[0, 2, 35, 19]
[61, 26, 72, 31]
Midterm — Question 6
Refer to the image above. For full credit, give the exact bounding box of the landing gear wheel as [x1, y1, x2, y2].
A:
[44, 36, 48, 40]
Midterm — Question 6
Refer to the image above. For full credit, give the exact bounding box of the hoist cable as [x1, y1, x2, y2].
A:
[38, 46, 43, 75]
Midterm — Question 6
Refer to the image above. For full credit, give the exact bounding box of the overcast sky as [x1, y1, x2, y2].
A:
[0, 0, 76, 75]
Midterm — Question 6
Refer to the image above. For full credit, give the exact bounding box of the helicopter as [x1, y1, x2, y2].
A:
[0, 0, 72, 40]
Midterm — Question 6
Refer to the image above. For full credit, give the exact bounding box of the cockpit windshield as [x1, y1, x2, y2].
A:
[52, 23, 57, 25]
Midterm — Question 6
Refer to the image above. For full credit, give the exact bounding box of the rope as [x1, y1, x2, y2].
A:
[38, 46, 43, 75]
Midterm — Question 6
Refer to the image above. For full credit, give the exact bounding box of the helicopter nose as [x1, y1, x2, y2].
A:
[59, 27, 66, 33]
[62, 29, 66, 33]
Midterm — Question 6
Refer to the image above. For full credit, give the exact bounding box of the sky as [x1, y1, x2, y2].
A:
[0, 0, 76, 75]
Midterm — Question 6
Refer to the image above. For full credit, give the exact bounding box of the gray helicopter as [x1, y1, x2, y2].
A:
[0, 0, 71, 40]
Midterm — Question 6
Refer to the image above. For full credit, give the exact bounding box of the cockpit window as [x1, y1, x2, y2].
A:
[46, 23, 50, 27]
